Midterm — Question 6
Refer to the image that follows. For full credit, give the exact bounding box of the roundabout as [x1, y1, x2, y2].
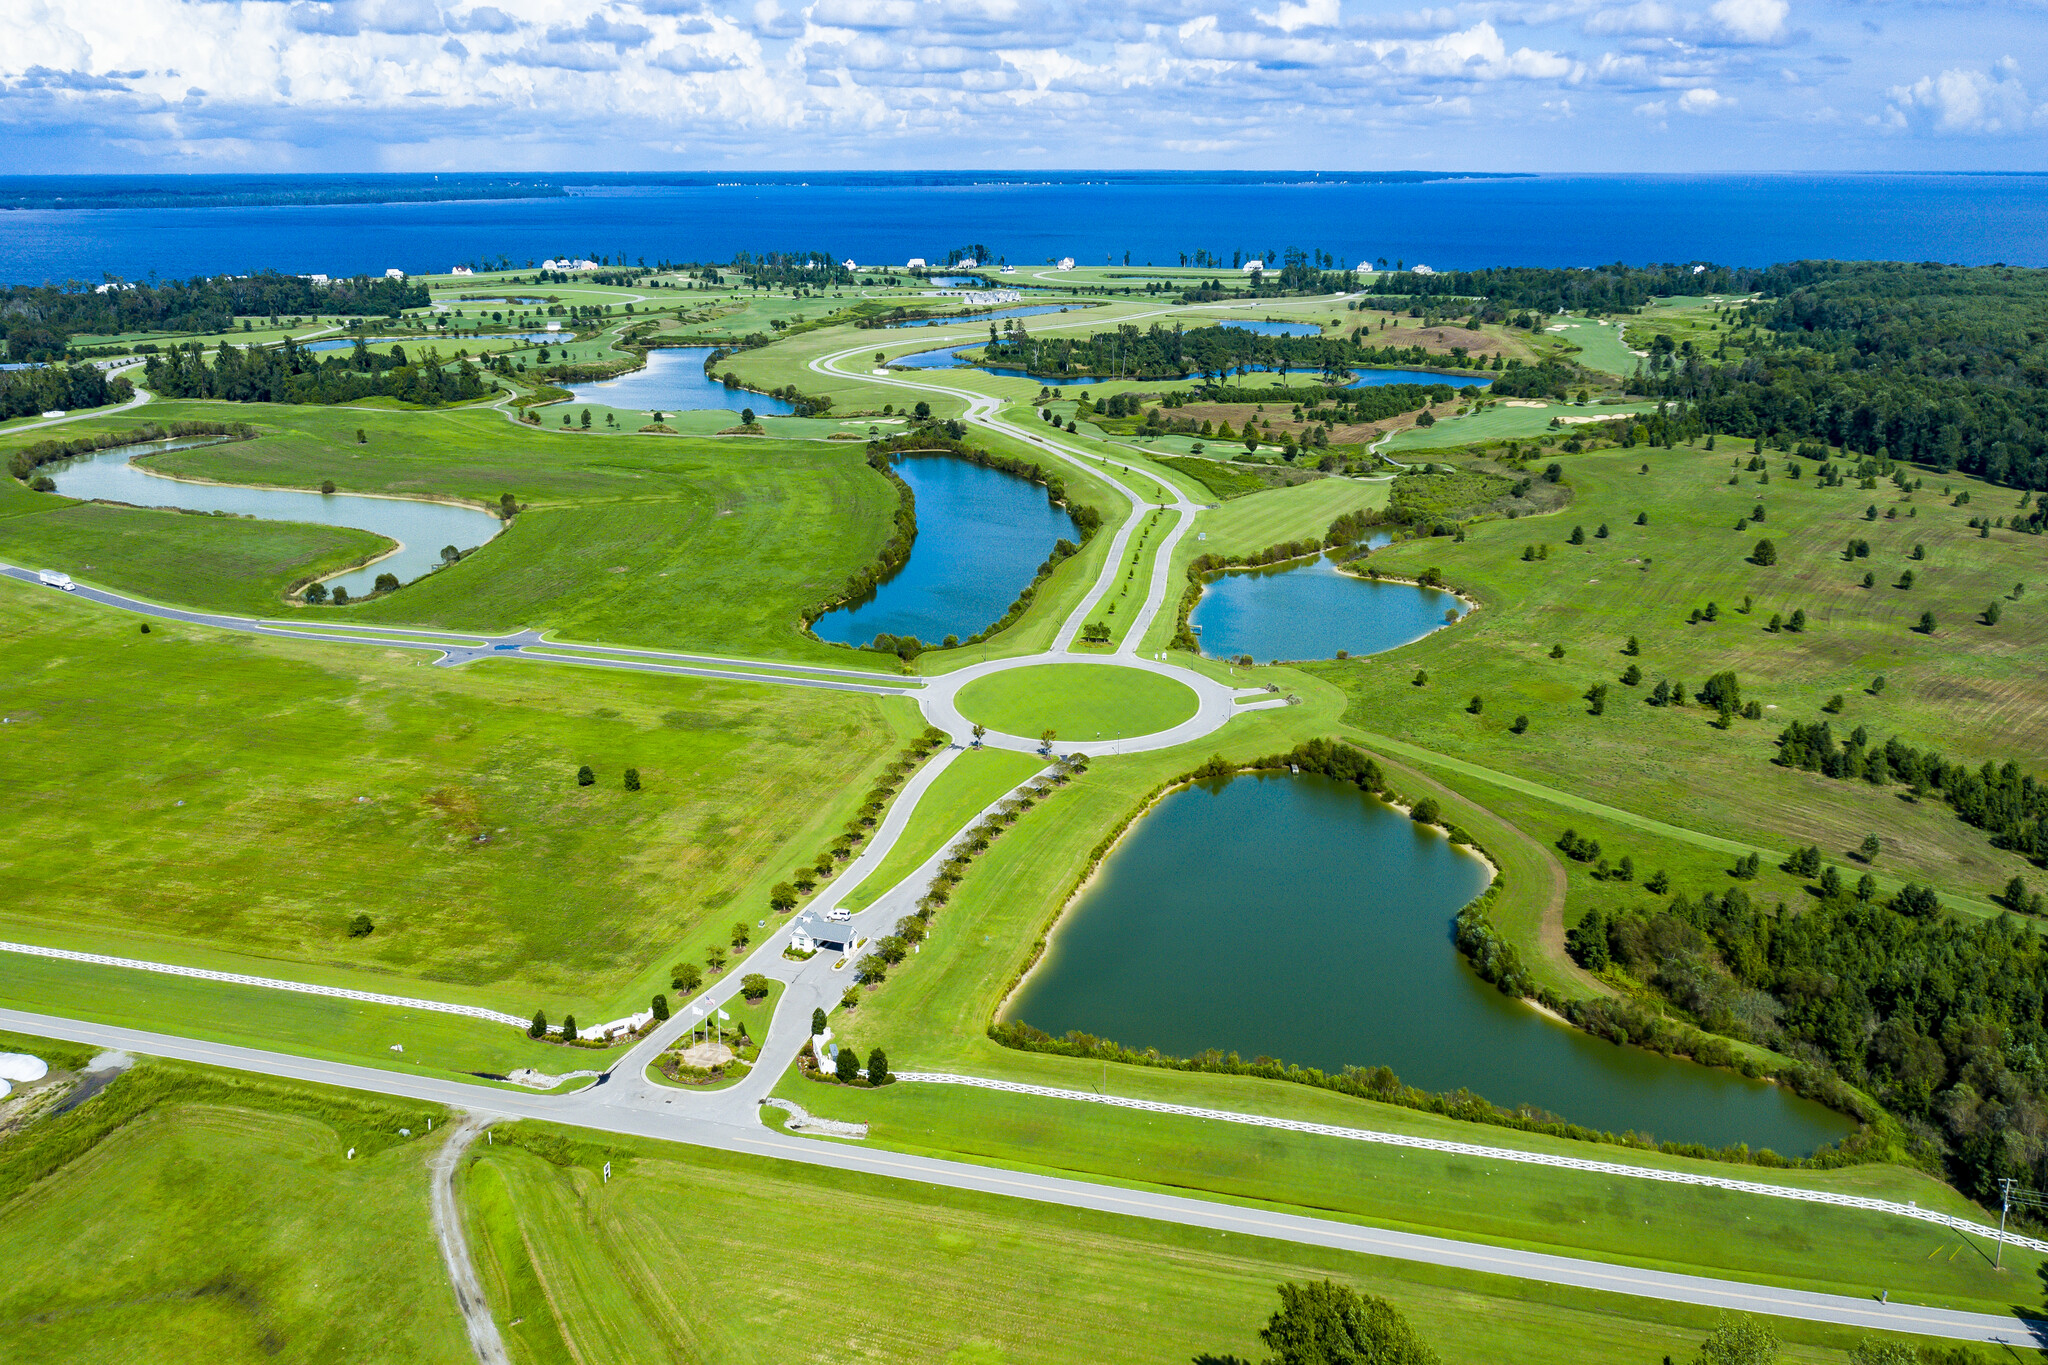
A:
[954, 662, 1199, 743]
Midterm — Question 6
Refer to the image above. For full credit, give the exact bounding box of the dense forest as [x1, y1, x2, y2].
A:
[0, 363, 132, 421]
[982, 321, 1497, 383]
[730, 251, 855, 289]
[141, 339, 489, 406]
[1568, 875, 2048, 1207]
[1367, 262, 1759, 314]
[2, 271, 427, 361]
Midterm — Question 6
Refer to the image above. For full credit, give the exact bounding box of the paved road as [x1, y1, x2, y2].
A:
[3, 1004, 2041, 1347]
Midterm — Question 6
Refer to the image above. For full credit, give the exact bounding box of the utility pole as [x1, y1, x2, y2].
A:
[1993, 1179, 2048, 1269]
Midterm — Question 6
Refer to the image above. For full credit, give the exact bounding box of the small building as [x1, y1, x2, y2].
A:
[1355, 261, 1374, 273]
[1410, 264, 1436, 276]
[385, 268, 406, 279]
[544, 321, 562, 332]
[305, 274, 330, 286]
[956, 257, 977, 268]
[450, 265, 474, 276]
[790, 915, 850, 954]
[1242, 260, 1266, 274]
[905, 257, 926, 269]
[541, 257, 599, 272]
[998, 265, 1016, 274]
[1056, 257, 1075, 271]
[842, 258, 858, 270]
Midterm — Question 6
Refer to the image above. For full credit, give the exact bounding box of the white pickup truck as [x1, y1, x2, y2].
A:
[37, 570, 75, 591]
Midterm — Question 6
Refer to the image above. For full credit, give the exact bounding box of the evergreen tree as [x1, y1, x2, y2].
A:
[867, 1047, 890, 1086]
[529, 1009, 547, 1038]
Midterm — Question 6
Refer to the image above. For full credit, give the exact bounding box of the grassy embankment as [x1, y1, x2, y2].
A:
[465, 1116, 1973, 1365]
[840, 748, 1049, 911]
[0, 578, 922, 1062]
[1321, 440, 2047, 912]
[955, 663, 1201, 741]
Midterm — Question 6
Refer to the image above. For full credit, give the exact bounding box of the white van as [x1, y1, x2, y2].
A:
[825, 908, 851, 923]
[37, 570, 75, 591]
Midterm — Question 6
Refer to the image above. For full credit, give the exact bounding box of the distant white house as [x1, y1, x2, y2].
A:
[1410, 264, 1436, 276]
[1242, 260, 1266, 274]
[541, 258, 599, 272]
[1356, 261, 1375, 273]
[305, 274, 330, 286]
[999, 265, 1016, 275]
[905, 257, 927, 270]
[842, 258, 858, 270]
[544, 321, 562, 332]
[450, 265, 474, 276]
[956, 257, 978, 268]
[385, 268, 406, 279]
[1692, 264, 1708, 274]
[1056, 256, 1076, 271]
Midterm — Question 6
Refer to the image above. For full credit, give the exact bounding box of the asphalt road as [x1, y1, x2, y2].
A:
[4, 1005, 2041, 1348]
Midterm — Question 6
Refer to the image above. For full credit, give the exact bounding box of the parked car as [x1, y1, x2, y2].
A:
[825, 908, 851, 923]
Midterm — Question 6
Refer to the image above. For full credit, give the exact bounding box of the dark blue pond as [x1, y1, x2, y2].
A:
[1346, 367, 1492, 389]
[1210, 320, 1322, 337]
[565, 347, 797, 414]
[811, 454, 1078, 647]
[1190, 552, 1465, 662]
[891, 344, 1049, 382]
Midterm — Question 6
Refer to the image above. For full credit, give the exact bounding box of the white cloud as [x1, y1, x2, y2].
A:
[1253, 0, 1342, 33]
[1707, 0, 1786, 44]
[1885, 59, 2044, 134]
[1678, 85, 1724, 111]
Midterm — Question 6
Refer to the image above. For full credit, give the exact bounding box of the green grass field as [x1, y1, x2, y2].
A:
[0, 1050, 466, 1363]
[955, 663, 1201, 740]
[843, 748, 1050, 910]
[1383, 401, 1657, 454]
[465, 1118, 1924, 1365]
[1318, 440, 2047, 907]
[0, 578, 912, 1015]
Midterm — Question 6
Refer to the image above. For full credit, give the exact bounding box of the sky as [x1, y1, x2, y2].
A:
[4, 0, 2045, 172]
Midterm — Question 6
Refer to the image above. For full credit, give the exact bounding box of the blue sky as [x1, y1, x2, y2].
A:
[4, 0, 2044, 171]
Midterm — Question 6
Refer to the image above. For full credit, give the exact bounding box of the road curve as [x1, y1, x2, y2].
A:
[2, 1006, 2041, 1348]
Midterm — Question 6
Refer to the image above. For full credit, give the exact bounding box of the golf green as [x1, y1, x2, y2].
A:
[954, 663, 1200, 741]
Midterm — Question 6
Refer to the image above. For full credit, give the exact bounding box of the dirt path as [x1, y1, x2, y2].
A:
[427, 1114, 511, 1365]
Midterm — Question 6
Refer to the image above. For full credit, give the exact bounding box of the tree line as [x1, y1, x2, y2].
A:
[141, 339, 490, 407]
[0, 363, 132, 421]
[3, 271, 427, 361]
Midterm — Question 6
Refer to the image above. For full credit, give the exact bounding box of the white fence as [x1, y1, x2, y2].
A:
[0, 940, 530, 1028]
[898, 1072, 2048, 1254]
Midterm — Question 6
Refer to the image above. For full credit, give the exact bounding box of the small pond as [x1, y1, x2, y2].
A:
[1346, 368, 1492, 389]
[1209, 320, 1323, 337]
[810, 454, 1078, 648]
[1007, 773, 1858, 1154]
[44, 438, 504, 598]
[302, 337, 405, 353]
[891, 344, 1050, 383]
[887, 305, 1074, 329]
[565, 348, 797, 414]
[1190, 551, 1464, 662]
[923, 275, 985, 287]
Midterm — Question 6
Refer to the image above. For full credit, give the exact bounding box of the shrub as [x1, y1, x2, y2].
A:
[1751, 538, 1777, 565]
[651, 993, 670, 1021]
[867, 1047, 890, 1086]
[834, 1045, 860, 1081]
[560, 1014, 578, 1042]
[346, 912, 374, 938]
[623, 767, 641, 791]
[1409, 797, 1441, 825]
[529, 1010, 547, 1038]
[742, 973, 771, 1000]
[811, 1007, 827, 1035]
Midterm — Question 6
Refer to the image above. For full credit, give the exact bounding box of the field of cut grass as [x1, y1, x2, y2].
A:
[465, 1118, 1930, 1365]
[842, 747, 1049, 910]
[775, 1077, 2036, 1318]
[1383, 401, 1657, 454]
[1316, 440, 2048, 907]
[955, 662, 1201, 740]
[1539, 316, 1643, 375]
[0, 1051, 466, 1363]
[0, 579, 910, 1014]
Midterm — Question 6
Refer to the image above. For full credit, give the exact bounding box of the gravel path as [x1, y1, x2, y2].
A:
[427, 1114, 511, 1365]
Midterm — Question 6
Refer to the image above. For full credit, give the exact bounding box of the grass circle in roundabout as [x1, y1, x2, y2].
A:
[954, 663, 1200, 742]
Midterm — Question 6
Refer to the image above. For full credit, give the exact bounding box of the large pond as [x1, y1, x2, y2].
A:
[810, 454, 1078, 648]
[1007, 773, 1858, 1154]
[1346, 367, 1493, 389]
[45, 438, 504, 598]
[565, 347, 797, 414]
[1210, 320, 1323, 337]
[1191, 552, 1464, 662]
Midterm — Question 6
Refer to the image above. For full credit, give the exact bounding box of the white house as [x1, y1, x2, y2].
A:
[305, 274, 330, 286]
[1356, 261, 1375, 273]
[1056, 256, 1076, 271]
[450, 265, 474, 276]
[385, 268, 406, 279]
[541, 258, 599, 272]
[544, 321, 562, 332]
[1242, 260, 1267, 274]
[842, 258, 858, 270]
[999, 265, 1016, 274]
[905, 257, 927, 270]
[789, 914, 851, 955]
[1411, 264, 1436, 275]
[956, 257, 977, 268]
